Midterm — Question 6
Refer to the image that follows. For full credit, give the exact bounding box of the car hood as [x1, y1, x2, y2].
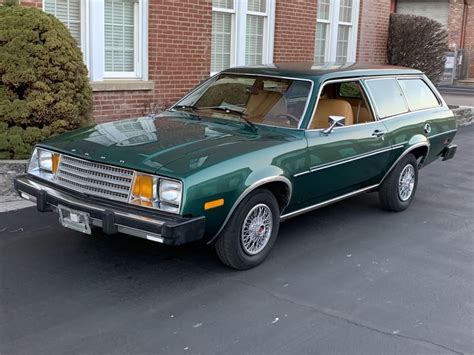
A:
[39, 113, 298, 176]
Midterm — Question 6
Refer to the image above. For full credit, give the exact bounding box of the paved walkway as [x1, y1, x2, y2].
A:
[0, 195, 34, 213]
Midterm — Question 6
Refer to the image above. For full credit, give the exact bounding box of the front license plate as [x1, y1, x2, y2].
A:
[58, 205, 91, 235]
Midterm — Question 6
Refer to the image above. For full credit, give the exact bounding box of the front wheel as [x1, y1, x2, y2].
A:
[379, 153, 419, 212]
[215, 189, 280, 270]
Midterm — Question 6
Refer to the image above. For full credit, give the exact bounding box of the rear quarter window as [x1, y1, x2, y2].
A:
[365, 78, 408, 118]
[398, 78, 440, 111]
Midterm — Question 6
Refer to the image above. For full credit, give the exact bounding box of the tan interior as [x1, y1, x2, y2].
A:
[246, 90, 284, 123]
[353, 106, 372, 124]
[310, 81, 374, 129]
[341, 95, 373, 124]
[310, 99, 354, 129]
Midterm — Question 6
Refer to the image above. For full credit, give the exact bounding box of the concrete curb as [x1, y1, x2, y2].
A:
[0, 160, 31, 212]
[1, 160, 27, 196]
[0, 198, 34, 213]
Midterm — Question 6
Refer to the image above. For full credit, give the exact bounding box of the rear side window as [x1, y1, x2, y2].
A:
[398, 79, 440, 111]
[365, 78, 408, 118]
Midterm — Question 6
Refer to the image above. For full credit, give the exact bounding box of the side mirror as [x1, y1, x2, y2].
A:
[323, 115, 345, 135]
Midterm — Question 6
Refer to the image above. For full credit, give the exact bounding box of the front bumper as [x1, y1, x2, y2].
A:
[14, 175, 205, 245]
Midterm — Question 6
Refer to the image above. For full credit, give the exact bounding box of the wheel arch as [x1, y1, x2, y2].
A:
[207, 176, 292, 244]
[380, 140, 429, 185]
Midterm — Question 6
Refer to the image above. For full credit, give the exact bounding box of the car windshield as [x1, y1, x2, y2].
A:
[173, 74, 312, 129]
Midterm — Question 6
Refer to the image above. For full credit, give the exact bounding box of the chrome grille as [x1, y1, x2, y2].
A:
[56, 155, 134, 202]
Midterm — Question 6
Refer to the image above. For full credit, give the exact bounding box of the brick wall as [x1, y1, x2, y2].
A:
[357, 0, 391, 63]
[149, 0, 212, 103]
[273, 0, 317, 62]
[92, 0, 212, 122]
[20, 0, 42, 8]
[448, 0, 465, 49]
[466, 4, 474, 77]
[447, 0, 474, 78]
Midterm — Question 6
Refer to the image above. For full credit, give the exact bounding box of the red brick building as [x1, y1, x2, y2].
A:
[20, 0, 472, 122]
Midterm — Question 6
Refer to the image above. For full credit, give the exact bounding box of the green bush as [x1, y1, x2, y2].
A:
[388, 13, 448, 83]
[0, 2, 92, 159]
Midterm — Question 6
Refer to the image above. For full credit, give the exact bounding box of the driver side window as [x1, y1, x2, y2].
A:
[309, 80, 375, 130]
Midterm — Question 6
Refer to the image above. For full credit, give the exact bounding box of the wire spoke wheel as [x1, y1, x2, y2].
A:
[398, 164, 416, 202]
[241, 203, 273, 255]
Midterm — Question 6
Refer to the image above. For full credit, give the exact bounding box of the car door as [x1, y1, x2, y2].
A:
[294, 79, 392, 207]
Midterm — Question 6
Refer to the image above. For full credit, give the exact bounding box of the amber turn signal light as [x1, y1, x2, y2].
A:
[52, 153, 60, 175]
[204, 198, 224, 210]
[132, 174, 154, 199]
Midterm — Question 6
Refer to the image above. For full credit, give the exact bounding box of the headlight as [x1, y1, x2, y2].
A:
[159, 179, 182, 213]
[130, 174, 182, 213]
[28, 148, 60, 180]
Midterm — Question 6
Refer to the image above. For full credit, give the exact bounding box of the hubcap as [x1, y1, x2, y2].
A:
[241, 203, 273, 255]
[398, 164, 416, 201]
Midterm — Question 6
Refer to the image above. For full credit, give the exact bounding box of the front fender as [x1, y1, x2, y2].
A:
[207, 173, 292, 243]
[181, 165, 292, 243]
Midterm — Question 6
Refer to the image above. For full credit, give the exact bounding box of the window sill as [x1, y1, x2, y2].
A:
[90, 80, 154, 92]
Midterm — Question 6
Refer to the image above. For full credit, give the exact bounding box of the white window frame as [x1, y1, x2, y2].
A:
[211, 0, 276, 75]
[43, 0, 90, 66]
[212, 2, 237, 70]
[103, 0, 142, 79]
[44, 0, 148, 82]
[314, 0, 360, 64]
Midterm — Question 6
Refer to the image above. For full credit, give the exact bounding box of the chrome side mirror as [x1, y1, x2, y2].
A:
[323, 115, 345, 135]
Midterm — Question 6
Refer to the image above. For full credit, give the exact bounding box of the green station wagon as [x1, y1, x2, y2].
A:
[14, 63, 457, 269]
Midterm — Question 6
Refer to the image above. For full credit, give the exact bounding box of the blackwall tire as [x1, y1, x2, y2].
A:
[379, 153, 419, 212]
[214, 189, 280, 270]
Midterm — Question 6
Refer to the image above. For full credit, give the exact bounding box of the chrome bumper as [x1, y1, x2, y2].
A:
[14, 175, 205, 245]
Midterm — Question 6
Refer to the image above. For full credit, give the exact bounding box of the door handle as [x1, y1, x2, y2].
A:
[372, 129, 385, 138]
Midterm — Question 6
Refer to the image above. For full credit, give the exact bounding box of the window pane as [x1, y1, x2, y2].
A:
[317, 0, 330, 20]
[44, 0, 81, 45]
[245, 15, 264, 65]
[248, 0, 266, 13]
[339, 0, 353, 23]
[335, 25, 350, 63]
[104, 0, 135, 73]
[398, 79, 440, 111]
[211, 11, 233, 72]
[314, 22, 328, 64]
[339, 81, 361, 98]
[212, 0, 234, 9]
[183, 74, 312, 129]
[366, 78, 408, 118]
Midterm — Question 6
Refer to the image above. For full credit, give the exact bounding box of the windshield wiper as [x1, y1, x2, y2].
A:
[172, 105, 201, 119]
[173, 104, 199, 112]
[197, 106, 257, 131]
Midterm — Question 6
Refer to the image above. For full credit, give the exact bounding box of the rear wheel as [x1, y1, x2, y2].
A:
[379, 153, 418, 212]
[215, 189, 280, 270]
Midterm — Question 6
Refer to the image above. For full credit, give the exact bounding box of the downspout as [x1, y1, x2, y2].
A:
[460, 0, 469, 49]
[390, 0, 397, 13]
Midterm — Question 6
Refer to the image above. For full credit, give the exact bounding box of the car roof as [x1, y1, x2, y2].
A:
[222, 62, 423, 81]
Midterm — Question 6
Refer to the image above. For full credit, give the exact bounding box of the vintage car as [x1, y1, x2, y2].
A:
[14, 63, 457, 269]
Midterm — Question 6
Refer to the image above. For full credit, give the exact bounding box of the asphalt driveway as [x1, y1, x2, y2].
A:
[1, 126, 473, 355]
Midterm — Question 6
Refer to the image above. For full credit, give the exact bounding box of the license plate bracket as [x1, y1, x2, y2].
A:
[58, 205, 91, 235]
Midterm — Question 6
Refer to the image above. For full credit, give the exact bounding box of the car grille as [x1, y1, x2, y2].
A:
[56, 155, 134, 202]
